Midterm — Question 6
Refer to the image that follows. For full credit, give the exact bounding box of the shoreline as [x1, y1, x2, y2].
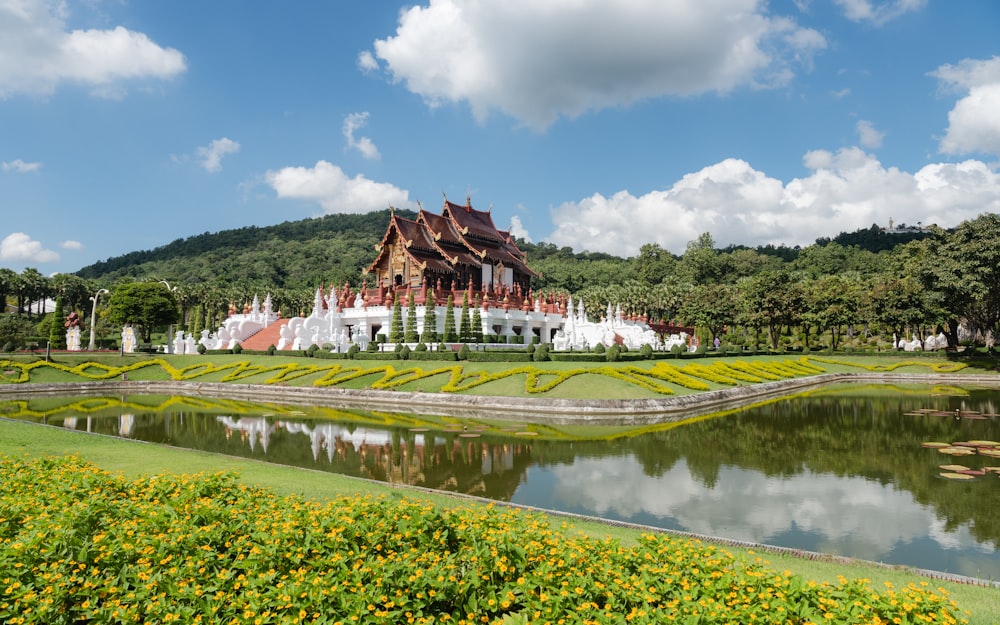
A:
[4, 371, 1000, 424]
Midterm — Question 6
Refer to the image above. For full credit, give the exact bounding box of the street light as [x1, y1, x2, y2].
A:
[88, 289, 109, 351]
[159, 280, 178, 354]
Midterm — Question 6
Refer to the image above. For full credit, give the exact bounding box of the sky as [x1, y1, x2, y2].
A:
[1, 0, 999, 276]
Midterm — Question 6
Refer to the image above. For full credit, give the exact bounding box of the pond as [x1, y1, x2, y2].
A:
[4, 382, 999, 580]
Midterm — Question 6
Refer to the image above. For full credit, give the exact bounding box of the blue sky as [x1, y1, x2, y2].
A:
[2, 0, 999, 275]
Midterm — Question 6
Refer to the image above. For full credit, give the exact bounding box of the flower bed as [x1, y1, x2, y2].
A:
[0, 455, 968, 625]
[0, 356, 969, 397]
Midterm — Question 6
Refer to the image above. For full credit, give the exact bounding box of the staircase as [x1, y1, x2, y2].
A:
[237, 319, 291, 351]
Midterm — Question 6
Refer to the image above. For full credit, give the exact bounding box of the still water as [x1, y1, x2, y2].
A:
[4, 383, 999, 579]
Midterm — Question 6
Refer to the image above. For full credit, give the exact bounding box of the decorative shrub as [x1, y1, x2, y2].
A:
[399, 345, 411, 360]
[639, 344, 653, 359]
[606, 344, 622, 362]
[593, 342, 606, 354]
[266, 344, 277, 355]
[415, 342, 428, 352]
[457, 344, 471, 360]
[533, 343, 550, 362]
[232, 343, 243, 354]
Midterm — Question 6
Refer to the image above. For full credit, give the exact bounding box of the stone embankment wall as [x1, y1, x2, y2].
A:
[4, 373, 999, 426]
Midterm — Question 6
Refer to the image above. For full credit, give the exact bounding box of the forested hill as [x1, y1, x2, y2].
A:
[75, 209, 415, 289]
[75, 212, 929, 290]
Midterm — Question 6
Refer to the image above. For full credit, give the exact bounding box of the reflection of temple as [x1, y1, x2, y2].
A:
[215, 415, 532, 500]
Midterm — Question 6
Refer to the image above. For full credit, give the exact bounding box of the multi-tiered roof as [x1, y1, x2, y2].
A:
[366, 196, 535, 295]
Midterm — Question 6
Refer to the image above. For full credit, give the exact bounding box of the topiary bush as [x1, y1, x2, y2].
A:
[457, 344, 471, 360]
[606, 345, 622, 362]
[399, 345, 411, 360]
[593, 342, 606, 354]
[415, 342, 428, 352]
[232, 343, 243, 354]
[639, 344, 653, 359]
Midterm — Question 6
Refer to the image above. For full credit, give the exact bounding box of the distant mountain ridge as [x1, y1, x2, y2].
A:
[75, 212, 929, 289]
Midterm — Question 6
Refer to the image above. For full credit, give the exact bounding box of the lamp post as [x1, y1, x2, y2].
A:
[160, 280, 178, 354]
[88, 289, 109, 351]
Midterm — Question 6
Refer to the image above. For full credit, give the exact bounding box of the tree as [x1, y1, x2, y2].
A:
[634, 243, 676, 286]
[803, 275, 864, 350]
[458, 292, 472, 343]
[404, 291, 419, 342]
[678, 284, 735, 342]
[737, 271, 803, 350]
[912, 215, 1000, 347]
[106, 282, 179, 343]
[388, 293, 404, 343]
[421, 296, 438, 343]
[866, 275, 927, 348]
[442, 295, 457, 342]
[471, 296, 484, 344]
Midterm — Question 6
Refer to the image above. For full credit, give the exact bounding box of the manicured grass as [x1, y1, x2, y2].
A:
[1, 419, 994, 624]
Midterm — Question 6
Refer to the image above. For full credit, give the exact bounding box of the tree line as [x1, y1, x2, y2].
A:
[2, 211, 998, 352]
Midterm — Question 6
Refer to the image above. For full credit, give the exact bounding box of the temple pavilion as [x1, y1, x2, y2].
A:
[366, 196, 536, 297]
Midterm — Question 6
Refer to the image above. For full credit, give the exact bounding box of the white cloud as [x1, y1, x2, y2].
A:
[265, 160, 410, 214]
[547, 148, 1000, 256]
[368, 0, 825, 129]
[833, 0, 926, 25]
[931, 57, 1000, 158]
[1, 159, 42, 173]
[196, 137, 241, 173]
[0, 0, 186, 97]
[508, 215, 532, 242]
[356, 50, 379, 73]
[0, 232, 59, 263]
[342, 112, 380, 160]
[547, 457, 986, 560]
[855, 119, 884, 149]
[60, 240, 82, 250]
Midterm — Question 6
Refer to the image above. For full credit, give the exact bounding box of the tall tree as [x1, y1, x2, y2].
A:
[404, 290, 419, 342]
[442, 295, 458, 342]
[909, 216, 1000, 347]
[421, 296, 438, 343]
[458, 292, 472, 343]
[106, 282, 179, 343]
[388, 293, 404, 343]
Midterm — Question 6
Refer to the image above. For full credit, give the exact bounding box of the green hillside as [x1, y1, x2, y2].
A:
[75, 209, 412, 289]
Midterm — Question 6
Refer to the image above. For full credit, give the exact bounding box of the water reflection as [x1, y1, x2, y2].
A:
[5, 383, 999, 579]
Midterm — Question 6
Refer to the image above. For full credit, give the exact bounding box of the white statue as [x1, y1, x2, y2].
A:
[121, 325, 137, 353]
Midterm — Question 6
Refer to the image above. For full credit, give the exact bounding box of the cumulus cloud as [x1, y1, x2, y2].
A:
[356, 50, 379, 73]
[1, 159, 42, 173]
[0, 0, 186, 97]
[508, 215, 532, 242]
[367, 0, 825, 129]
[0, 232, 59, 263]
[855, 120, 884, 149]
[342, 112, 380, 160]
[546, 148, 1000, 257]
[833, 0, 926, 25]
[265, 160, 410, 213]
[60, 240, 82, 250]
[931, 57, 1000, 158]
[196, 137, 241, 173]
[548, 456, 983, 559]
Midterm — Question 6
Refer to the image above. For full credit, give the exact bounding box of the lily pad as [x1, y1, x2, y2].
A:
[977, 448, 1000, 458]
[966, 440, 1000, 447]
[939, 472, 977, 480]
[920, 442, 951, 448]
[982, 466, 1000, 473]
[938, 447, 976, 456]
[939, 464, 970, 472]
[515, 431, 538, 436]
